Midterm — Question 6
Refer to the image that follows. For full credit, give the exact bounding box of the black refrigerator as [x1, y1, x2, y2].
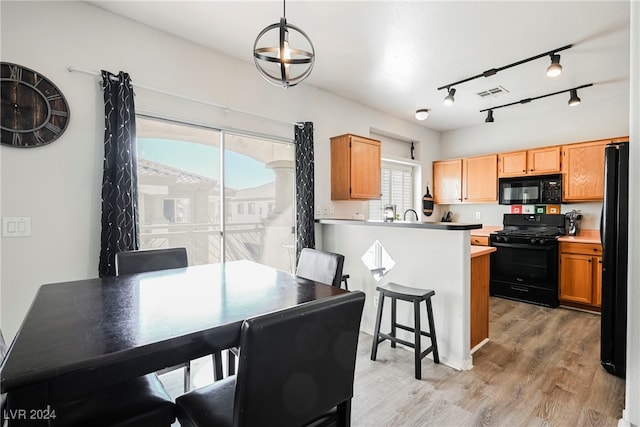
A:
[600, 142, 629, 377]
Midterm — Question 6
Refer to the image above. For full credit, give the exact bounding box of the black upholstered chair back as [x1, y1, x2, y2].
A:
[295, 248, 345, 287]
[1, 329, 7, 420]
[233, 291, 365, 426]
[115, 247, 188, 275]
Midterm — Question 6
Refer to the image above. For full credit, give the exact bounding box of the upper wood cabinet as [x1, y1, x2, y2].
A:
[434, 155, 497, 204]
[498, 151, 527, 177]
[498, 146, 561, 177]
[331, 134, 381, 200]
[463, 154, 497, 202]
[562, 138, 627, 202]
[433, 159, 462, 204]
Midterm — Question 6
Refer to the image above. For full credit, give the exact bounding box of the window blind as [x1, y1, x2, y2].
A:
[369, 162, 414, 220]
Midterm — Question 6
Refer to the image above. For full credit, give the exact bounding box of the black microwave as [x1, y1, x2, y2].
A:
[498, 174, 562, 205]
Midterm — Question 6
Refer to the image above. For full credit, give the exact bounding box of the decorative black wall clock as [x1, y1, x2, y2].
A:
[1, 62, 70, 148]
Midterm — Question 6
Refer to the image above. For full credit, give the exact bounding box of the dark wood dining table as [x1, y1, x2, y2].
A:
[0, 260, 346, 425]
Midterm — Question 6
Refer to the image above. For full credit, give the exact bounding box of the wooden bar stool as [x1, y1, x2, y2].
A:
[370, 282, 440, 379]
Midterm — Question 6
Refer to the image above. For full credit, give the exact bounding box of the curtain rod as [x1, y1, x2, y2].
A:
[67, 66, 304, 129]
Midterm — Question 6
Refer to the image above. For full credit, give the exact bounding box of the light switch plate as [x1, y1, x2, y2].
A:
[2, 217, 32, 237]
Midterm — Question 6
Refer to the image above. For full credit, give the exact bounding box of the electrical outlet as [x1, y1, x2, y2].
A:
[322, 206, 329, 215]
[329, 205, 334, 215]
[373, 294, 379, 307]
[316, 205, 322, 216]
[475, 212, 481, 219]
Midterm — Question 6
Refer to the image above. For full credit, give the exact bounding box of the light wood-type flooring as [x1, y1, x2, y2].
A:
[163, 296, 625, 426]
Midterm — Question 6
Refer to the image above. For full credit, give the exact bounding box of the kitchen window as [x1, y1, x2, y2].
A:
[369, 161, 414, 220]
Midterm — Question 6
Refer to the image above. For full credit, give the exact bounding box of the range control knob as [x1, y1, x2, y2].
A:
[530, 238, 537, 245]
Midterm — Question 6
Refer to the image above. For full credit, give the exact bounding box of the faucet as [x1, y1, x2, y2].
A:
[403, 209, 419, 222]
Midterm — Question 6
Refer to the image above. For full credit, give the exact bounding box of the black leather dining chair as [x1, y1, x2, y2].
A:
[1, 329, 6, 427]
[175, 291, 365, 427]
[1, 329, 175, 427]
[226, 248, 347, 377]
[115, 247, 189, 275]
[295, 248, 345, 287]
[115, 247, 225, 390]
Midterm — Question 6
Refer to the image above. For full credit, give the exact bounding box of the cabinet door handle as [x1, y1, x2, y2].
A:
[588, 259, 592, 263]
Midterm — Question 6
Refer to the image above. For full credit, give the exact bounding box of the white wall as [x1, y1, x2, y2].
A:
[321, 222, 473, 371]
[623, 1, 639, 425]
[0, 1, 437, 341]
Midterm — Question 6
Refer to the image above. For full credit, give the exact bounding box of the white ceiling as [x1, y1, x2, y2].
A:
[88, 1, 631, 132]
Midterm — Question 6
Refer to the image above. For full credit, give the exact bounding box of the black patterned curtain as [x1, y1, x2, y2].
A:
[295, 122, 315, 264]
[98, 71, 139, 277]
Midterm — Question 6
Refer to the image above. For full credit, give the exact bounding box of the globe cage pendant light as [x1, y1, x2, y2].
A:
[253, 0, 315, 88]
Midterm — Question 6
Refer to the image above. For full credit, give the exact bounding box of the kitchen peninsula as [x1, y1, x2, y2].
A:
[317, 219, 485, 370]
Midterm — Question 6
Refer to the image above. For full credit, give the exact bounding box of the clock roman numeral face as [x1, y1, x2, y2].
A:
[9, 65, 22, 81]
[0, 62, 70, 148]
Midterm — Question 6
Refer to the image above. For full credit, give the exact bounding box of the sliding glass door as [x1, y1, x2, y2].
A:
[135, 116, 295, 272]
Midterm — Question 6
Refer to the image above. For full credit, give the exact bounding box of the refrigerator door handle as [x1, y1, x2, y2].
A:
[599, 206, 603, 245]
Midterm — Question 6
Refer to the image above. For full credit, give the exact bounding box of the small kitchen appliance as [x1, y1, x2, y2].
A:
[498, 174, 562, 205]
[383, 204, 396, 222]
[565, 209, 582, 236]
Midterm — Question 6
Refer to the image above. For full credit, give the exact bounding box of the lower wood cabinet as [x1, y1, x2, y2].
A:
[471, 235, 489, 246]
[559, 242, 602, 310]
[470, 247, 495, 351]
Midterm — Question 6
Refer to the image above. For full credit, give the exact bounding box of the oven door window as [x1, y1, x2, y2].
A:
[491, 243, 557, 288]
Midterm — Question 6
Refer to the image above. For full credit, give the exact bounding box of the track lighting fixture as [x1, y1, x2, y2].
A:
[443, 88, 456, 106]
[253, 0, 315, 88]
[479, 83, 593, 123]
[437, 44, 572, 99]
[546, 54, 563, 78]
[485, 110, 494, 123]
[568, 88, 581, 106]
[415, 109, 430, 120]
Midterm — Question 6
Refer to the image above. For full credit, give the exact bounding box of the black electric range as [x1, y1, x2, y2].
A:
[489, 214, 566, 307]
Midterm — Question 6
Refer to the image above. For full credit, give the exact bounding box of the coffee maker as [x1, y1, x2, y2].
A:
[565, 209, 582, 236]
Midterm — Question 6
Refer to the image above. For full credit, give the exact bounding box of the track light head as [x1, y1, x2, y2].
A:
[546, 54, 562, 78]
[568, 88, 581, 106]
[415, 109, 429, 120]
[485, 110, 494, 123]
[444, 88, 456, 106]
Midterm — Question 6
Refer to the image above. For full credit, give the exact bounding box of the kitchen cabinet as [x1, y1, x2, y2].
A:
[463, 154, 497, 203]
[433, 159, 462, 204]
[498, 146, 561, 177]
[471, 235, 489, 246]
[562, 138, 627, 201]
[434, 155, 497, 204]
[331, 134, 381, 200]
[559, 242, 602, 310]
[470, 246, 495, 350]
[498, 151, 527, 177]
